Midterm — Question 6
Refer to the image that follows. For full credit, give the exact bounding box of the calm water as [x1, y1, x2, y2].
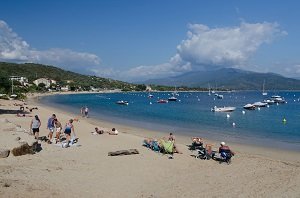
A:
[41, 91, 300, 150]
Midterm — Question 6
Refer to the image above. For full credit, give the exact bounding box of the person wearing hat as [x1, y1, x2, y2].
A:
[218, 142, 235, 161]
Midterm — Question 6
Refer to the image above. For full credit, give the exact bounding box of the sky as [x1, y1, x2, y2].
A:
[1, 0, 300, 82]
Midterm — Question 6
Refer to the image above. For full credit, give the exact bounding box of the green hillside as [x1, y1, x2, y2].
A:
[0, 62, 137, 90]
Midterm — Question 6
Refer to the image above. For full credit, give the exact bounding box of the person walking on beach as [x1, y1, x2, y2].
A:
[30, 115, 41, 139]
[47, 114, 56, 142]
[63, 119, 76, 147]
[54, 119, 62, 143]
[84, 106, 89, 118]
[80, 106, 84, 117]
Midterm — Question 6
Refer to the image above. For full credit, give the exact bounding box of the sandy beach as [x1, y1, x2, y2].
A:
[0, 94, 300, 198]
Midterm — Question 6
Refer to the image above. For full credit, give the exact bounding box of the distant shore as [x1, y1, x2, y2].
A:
[0, 95, 300, 197]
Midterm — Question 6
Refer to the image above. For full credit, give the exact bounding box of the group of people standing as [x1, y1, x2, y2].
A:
[30, 113, 76, 147]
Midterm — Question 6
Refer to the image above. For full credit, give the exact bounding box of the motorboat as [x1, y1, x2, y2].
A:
[263, 99, 275, 105]
[148, 94, 154, 98]
[116, 100, 129, 105]
[157, 99, 168, 103]
[243, 104, 256, 110]
[217, 94, 224, 99]
[211, 106, 236, 112]
[168, 96, 177, 101]
[271, 95, 286, 103]
[253, 101, 268, 107]
[252, 102, 268, 107]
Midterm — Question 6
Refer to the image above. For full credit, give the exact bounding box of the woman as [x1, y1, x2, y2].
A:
[54, 119, 62, 143]
[30, 115, 41, 139]
[64, 119, 76, 147]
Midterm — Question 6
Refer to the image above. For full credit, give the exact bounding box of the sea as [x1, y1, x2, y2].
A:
[40, 91, 300, 151]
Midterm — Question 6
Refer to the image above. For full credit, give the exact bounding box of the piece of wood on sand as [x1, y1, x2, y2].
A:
[108, 149, 139, 156]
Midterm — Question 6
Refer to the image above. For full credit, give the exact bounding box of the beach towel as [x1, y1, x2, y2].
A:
[160, 140, 174, 154]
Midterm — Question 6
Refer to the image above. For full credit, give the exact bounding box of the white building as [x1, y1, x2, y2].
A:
[9, 76, 28, 86]
[33, 78, 56, 88]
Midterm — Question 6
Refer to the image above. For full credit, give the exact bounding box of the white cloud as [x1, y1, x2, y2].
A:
[123, 22, 286, 81]
[0, 20, 100, 71]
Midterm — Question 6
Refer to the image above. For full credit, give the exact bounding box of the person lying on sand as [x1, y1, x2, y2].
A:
[16, 113, 32, 117]
[108, 128, 118, 135]
[92, 127, 104, 135]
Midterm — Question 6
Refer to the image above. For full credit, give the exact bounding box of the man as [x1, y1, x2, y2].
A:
[214, 142, 235, 163]
[47, 114, 56, 143]
[84, 106, 89, 118]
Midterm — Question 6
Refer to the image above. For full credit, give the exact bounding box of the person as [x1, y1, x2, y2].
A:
[47, 114, 56, 142]
[168, 132, 175, 142]
[30, 115, 41, 139]
[84, 106, 89, 118]
[63, 119, 76, 147]
[166, 132, 182, 154]
[54, 119, 62, 143]
[108, 128, 118, 135]
[93, 127, 104, 135]
[213, 142, 235, 163]
[80, 106, 84, 117]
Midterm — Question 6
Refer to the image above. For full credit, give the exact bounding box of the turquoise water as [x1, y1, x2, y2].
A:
[41, 91, 300, 150]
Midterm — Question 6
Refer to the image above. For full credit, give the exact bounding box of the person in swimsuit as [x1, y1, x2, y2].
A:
[64, 119, 76, 147]
[54, 119, 62, 143]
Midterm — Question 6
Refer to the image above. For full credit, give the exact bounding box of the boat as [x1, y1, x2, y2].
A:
[157, 99, 168, 103]
[168, 96, 177, 101]
[217, 94, 224, 99]
[252, 102, 268, 107]
[116, 100, 129, 105]
[243, 104, 256, 110]
[271, 95, 286, 103]
[211, 106, 236, 112]
[148, 94, 154, 98]
[262, 80, 268, 96]
[208, 84, 211, 96]
[263, 99, 275, 105]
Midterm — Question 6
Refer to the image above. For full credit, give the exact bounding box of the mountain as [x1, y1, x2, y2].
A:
[142, 68, 300, 90]
[0, 62, 139, 91]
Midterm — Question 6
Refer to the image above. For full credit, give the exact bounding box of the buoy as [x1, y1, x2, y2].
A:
[198, 99, 200, 101]
[258, 107, 261, 111]
[267, 105, 270, 108]
[150, 102, 152, 105]
[232, 122, 236, 127]
[179, 100, 181, 102]
[242, 111, 245, 114]
[226, 114, 230, 118]
[283, 118, 287, 123]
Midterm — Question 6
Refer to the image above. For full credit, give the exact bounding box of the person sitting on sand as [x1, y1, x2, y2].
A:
[30, 115, 41, 139]
[54, 119, 62, 143]
[189, 137, 204, 150]
[108, 128, 118, 135]
[213, 142, 235, 162]
[92, 127, 104, 135]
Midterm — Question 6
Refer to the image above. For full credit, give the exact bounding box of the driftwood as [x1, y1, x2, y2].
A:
[108, 149, 139, 156]
[0, 149, 10, 158]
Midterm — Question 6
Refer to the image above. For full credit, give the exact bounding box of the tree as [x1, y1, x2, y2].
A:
[0, 77, 11, 93]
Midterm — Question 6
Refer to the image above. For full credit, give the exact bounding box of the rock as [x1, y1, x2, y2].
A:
[11, 143, 35, 156]
[0, 149, 10, 158]
[15, 137, 21, 141]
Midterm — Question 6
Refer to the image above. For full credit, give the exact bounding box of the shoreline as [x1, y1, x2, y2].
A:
[32, 92, 300, 162]
[1, 94, 300, 197]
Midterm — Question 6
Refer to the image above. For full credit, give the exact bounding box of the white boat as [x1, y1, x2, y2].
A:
[116, 100, 129, 105]
[252, 102, 268, 107]
[243, 104, 256, 110]
[271, 95, 286, 103]
[168, 96, 177, 101]
[148, 94, 154, 98]
[217, 94, 224, 99]
[263, 99, 275, 104]
[262, 80, 268, 96]
[211, 106, 236, 112]
[157, 99, 168, 103]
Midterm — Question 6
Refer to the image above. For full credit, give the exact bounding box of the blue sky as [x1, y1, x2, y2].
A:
[1, 0, 300, 81]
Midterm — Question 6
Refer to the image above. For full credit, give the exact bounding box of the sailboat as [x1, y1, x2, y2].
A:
[168, 86, 178, 101]
[10, 79, 17, 98]
[262, 80, 268, 96]
[208, 84, 211, 96]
